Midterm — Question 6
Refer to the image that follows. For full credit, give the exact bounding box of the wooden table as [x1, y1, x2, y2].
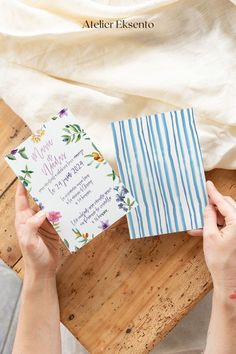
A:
[0, 100, 235, 353]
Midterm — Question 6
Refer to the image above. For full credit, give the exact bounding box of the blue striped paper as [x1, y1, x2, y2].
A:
[111, 108, 208, 238]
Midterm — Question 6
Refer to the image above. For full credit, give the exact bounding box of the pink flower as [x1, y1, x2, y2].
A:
[48, 211, 62, 223]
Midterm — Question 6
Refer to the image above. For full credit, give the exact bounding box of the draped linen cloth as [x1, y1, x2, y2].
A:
[0, 0, 235, 170]
[0, 1, 234, 353]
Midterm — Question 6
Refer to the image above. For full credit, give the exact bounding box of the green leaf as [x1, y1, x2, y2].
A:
[18, 149, 28, 159]
[6, 154, 16, 160]
[23, 181, 28, 187]
[62, 135, 70, 143]
[69, 124, 80, 133]
[62, 128, 71, 134]
[75, 124, 82, 132]
[72, 228, 82, 237]
[71, 134, 76, 142]
[76, 134, 81, 142]
[92, 142, 99, 152]
[64, 239, 70, 248]
[127, 198, 131, 205]
[22, 170, 32, 174]
[74, 246, 80, 251]
[21, 168, 33, 178]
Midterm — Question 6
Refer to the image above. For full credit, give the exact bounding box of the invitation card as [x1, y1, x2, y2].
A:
[5, 108, 136, 252]
[111, 108, 208, 239]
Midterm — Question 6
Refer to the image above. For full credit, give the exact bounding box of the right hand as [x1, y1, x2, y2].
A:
[189, 181, 236, 297]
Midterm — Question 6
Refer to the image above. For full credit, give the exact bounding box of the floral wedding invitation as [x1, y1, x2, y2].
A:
[5, 108, 136, 252]
[111, 108, 208, 239]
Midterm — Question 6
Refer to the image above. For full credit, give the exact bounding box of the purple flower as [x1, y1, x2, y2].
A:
[33, 197, 44, 210]
[116, 194, 125, 202]
[98, 220, 109, 230]
[121, 186, 128, 195]
[11, 149, 18, 155]
[58, 108, 68, 118]
[118, 203, 128, 212]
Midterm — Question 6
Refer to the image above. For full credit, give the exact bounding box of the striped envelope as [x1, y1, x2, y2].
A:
[111, 108, 208, 238]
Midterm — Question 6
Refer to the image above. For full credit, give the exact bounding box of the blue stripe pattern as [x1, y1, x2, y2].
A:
[111, 108, 208, 238]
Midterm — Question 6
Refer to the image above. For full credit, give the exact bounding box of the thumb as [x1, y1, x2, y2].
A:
[203, 203, 219, 238]
[27, 209, 47, 233]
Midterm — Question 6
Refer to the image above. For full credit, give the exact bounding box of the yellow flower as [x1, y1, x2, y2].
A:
[92, 151, 104, 163]
[31, 129, 45, 143]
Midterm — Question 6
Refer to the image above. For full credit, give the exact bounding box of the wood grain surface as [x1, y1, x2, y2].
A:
[0, 100, 235, 353]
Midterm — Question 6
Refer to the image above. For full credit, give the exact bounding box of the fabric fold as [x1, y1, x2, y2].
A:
[0, 0, 235, 170]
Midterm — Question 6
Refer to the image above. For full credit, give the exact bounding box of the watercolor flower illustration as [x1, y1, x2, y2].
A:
[6, 147, 28, 160]
[18, 165, 34, 189]
[48, 211, 62, 233]
[31, 128, 45, 143]
[92, 152, 104, 162]
[48, 211, 62, 223]
[85, 143, 107, 168]
[51, 108, 68, 121]
[72, 228, 94, 245]
[61, 124, 87, 144]
[98, 220, 109, 231]
[114, 185, 135, 212]
[58, 108, 68, 118]
[32, 197, 44, 210]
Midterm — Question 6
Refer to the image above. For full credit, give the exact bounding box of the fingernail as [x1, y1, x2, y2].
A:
[207, 180, 214, 187]
[36, 210, 46, 218]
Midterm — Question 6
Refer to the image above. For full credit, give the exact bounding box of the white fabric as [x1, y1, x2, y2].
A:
[0, 0, 235, 171]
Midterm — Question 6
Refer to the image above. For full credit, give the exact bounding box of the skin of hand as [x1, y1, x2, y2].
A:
[12, 181, 61, 354]
[188, 180, 236, 354]
[188, 180, 236, 295]
[15, 180, 60, 277]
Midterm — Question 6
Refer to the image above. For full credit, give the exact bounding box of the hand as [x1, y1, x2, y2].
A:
[15, 181, 60, 278]
[188, 180, 236, 296]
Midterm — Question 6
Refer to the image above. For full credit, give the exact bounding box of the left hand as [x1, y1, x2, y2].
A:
[15, 181, 60, 278]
